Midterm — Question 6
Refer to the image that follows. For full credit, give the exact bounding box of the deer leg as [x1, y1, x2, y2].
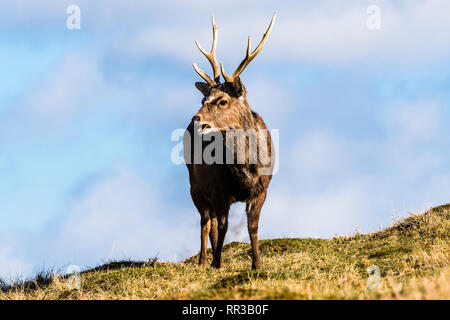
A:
[209, 211, 218, 256]
[247, 192, 267, 270]
[211, 207, 229, 269]
[199, 213, 211, 265]
[191, 189, 211, 266]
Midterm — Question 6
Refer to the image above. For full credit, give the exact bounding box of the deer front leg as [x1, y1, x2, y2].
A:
[211, 207, 229, 269]
[191, 188, 211, 266]
[247, 192, 267, 270]
[199, 214, 211, 265]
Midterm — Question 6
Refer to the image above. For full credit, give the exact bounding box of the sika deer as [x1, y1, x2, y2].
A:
[184, 14, 276, 269]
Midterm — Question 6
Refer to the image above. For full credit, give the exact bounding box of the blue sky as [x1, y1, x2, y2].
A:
[0, 0, 450, 279]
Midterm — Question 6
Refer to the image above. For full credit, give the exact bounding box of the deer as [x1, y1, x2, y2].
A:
[184, 14, 276, 270]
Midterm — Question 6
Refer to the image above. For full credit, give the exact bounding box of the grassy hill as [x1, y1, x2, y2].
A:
[1, 204, 449, 300]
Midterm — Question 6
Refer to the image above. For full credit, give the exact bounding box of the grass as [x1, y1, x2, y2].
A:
[1, 204, 449, 300]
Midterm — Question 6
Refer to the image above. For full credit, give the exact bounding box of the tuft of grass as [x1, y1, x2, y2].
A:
[1, 204, 449, 300]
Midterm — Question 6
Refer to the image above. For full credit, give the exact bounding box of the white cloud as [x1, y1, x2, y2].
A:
[21, 53, 105, 126]
[3, 1, 450, 69]
[0, 167, 199, 279]
[0, 242, 32, 281]
[58, 167, 198, 263]
[261, 180, 373, 238]
[106, 0, 450, 67]
[258, 130, 380, 238]
[291, 131, 349, 177]
[265, 1, 450, 65]
[244, 76, 294, 127]
[258, 97, 449, 238]
[382, 100, 443, 142]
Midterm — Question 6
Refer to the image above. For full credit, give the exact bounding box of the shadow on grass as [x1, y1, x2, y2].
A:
[211, 270, 270, 289]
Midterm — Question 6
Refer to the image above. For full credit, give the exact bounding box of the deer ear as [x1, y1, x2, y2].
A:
[232, 77, 245, 97]
[195, 82, 211, 96]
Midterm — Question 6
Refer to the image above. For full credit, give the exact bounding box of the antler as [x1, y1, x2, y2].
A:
[221, 13, 276, 83]
[193, 16, 221, 86]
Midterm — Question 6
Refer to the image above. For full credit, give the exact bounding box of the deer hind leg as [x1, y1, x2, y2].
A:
[209, 210, 218, 256]
[211, 205, 230, 269]
[247, 192, 267, 270]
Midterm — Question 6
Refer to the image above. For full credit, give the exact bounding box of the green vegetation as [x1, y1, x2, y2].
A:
[1, 204, 449, 299]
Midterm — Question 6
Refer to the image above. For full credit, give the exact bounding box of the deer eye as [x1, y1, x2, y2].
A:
[219, 100, 227, 106]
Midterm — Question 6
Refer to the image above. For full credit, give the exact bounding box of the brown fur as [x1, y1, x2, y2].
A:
[184, 78, 274, 269]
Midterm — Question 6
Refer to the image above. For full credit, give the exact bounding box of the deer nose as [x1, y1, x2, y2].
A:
[193, 114, 202, 123]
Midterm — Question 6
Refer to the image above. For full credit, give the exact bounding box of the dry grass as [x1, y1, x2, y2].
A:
[1, 204, 449, 300]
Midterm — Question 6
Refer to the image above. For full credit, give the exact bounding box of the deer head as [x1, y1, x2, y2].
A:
[192, 14, 276, 135]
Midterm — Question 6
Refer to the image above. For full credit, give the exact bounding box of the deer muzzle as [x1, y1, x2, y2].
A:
[193, 115, 216, 135]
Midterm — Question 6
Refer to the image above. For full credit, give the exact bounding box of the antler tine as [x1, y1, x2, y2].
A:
[221, 13, 276, 83]
[193, 16, 220, 86]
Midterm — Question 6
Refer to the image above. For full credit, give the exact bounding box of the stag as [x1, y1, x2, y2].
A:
[184, 14, 276, 269]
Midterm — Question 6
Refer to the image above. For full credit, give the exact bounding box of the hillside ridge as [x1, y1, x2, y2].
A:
[1, 204, 449, 299]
